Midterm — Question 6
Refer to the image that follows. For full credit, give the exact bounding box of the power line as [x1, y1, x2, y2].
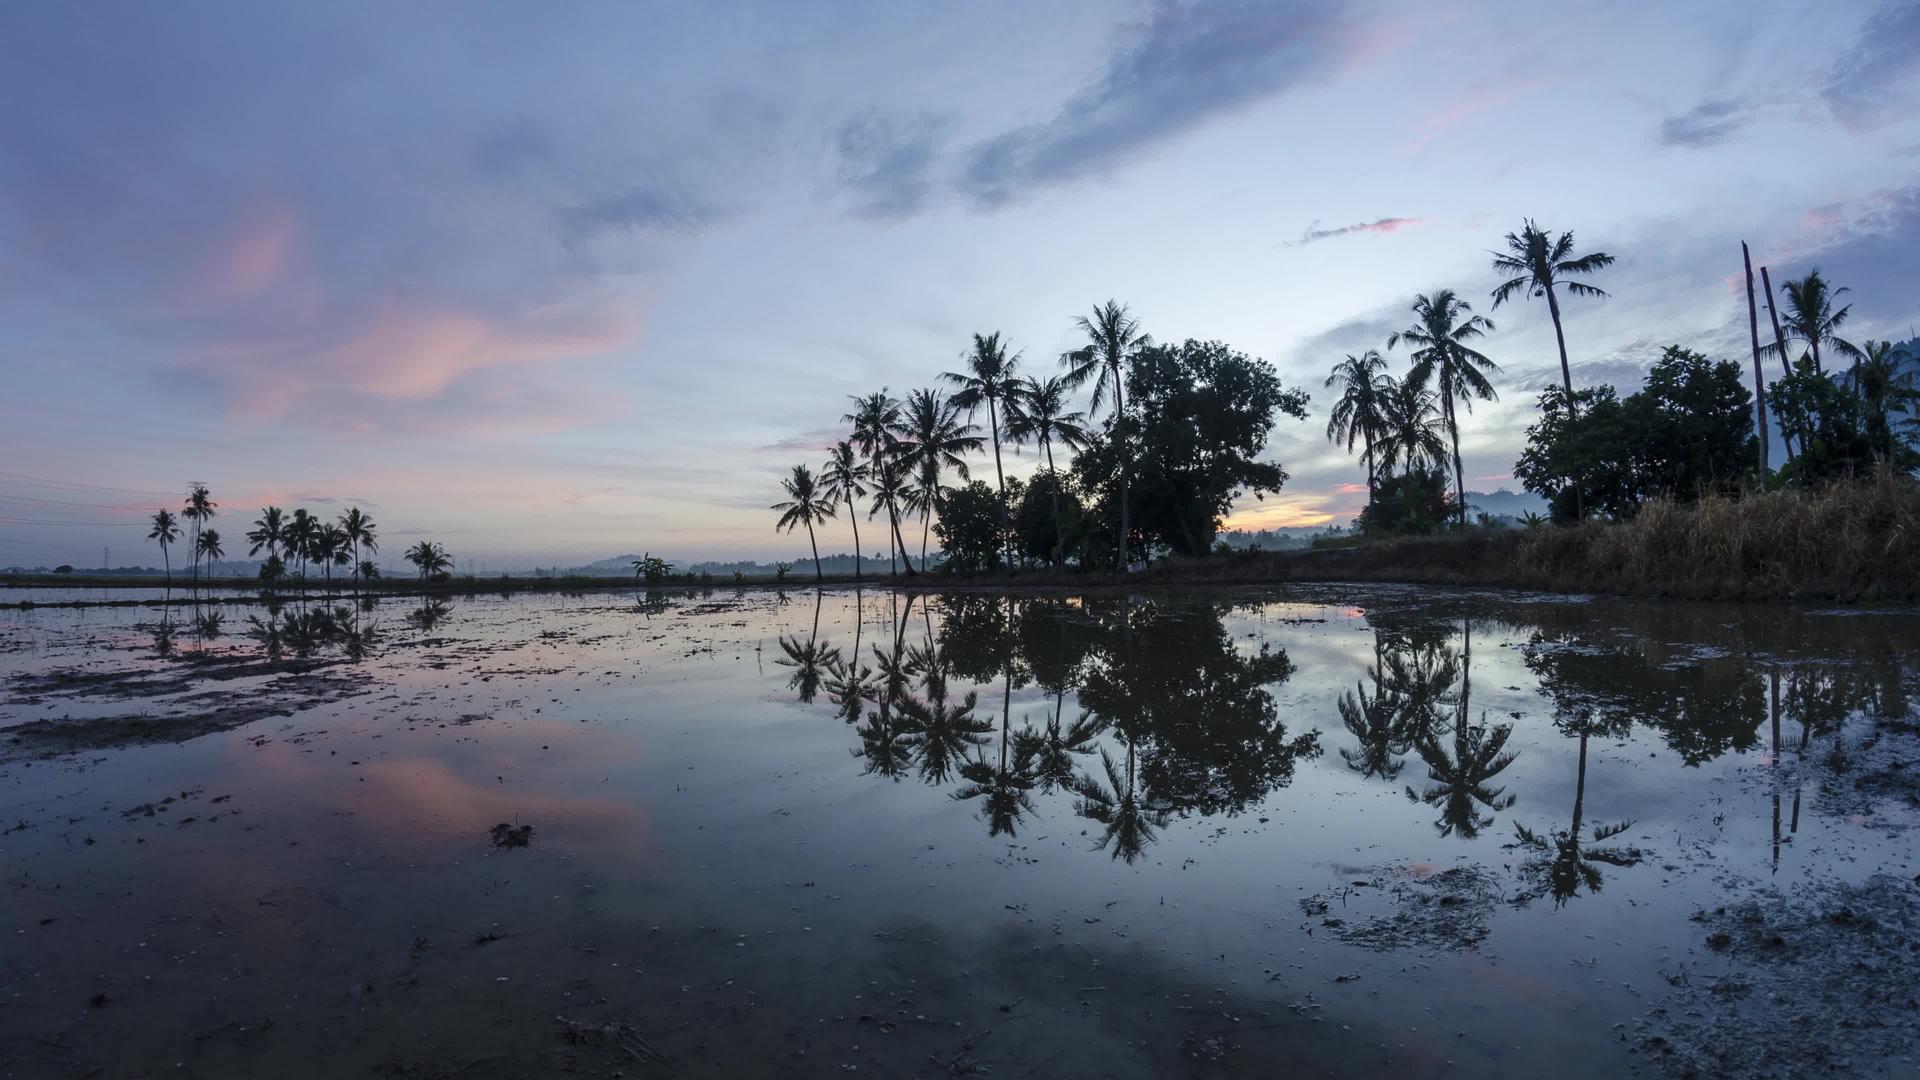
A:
[0, 470, 179, 499]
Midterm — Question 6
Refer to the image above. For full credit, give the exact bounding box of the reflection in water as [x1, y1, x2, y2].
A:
[795, 591, 1318, 853]
[1403, 624, 1519, 839]
[1512, 730, 1643, 905]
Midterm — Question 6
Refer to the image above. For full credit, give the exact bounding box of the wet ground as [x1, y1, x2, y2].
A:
[2, 583, 1917, 1078]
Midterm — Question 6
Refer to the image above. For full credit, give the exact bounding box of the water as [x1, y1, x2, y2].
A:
[2, 584, 1916, 1078]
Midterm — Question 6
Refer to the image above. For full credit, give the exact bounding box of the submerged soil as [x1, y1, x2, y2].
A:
[2, 584, 1917, 1078]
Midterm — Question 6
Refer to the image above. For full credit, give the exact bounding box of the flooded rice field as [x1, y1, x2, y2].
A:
[2, 584, 1918, 1079]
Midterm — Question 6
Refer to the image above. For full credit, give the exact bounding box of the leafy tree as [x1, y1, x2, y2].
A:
[1357, 463, 1455, 535]
[1771, 357, 1881, 483]
[1391, 290, 1499, 526]
[1851, 340, 1920, 463]
[1489, 219, 1613, 402]
[1324, 350, 1394, 511]
[632, 553, 673, 583]
[932, 480, 1004, 572]
[772, 463, 836, 581]
[1061, 301, 1152, 569]
[1013, 471, 1088, 565]
[1075, 339, 1309, 557]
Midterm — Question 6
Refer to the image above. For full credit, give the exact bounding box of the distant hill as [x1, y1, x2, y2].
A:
[1465, 488, 1547, 521]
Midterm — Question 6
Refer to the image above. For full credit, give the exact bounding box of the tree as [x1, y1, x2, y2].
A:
[632, 553, 673, 583]
[1004, 375, 1091, 565]
[772, 463, 835, 581]
[1061, 301, 1152, 569]
[1772, 357, 1879, 484]
[247, 506, 285, 565]
[932, 480, 1005, 572]
[819, 440, 871, 581]
[896, 388, 982, 564]
[1489, 219, 1613, 402]
[340, 507, 377, 587]
[405, 541, 453, 581]
[314, 523, 350, 591]
[1357, 463, 1455, 535]
[181, 484, 216, 595]
[1768, 268, 1862, 375]
[284, 509, 317, 580]
[1324, 350, 1394, 511]
[1851, 340, 1920, 463]
[147, 509, 180, 589]
[1374, 379, 1450, 474]
[1075, 339, 1309, 557]
[1013, 471, 1088, 566]
[1390, 290, 1499, 526]
[844, 392, 916, 575]
[944, 333, 1022, 567]
[195, 527, 225, 577]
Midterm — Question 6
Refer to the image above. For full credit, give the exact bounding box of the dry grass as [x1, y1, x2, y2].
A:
[1280, 467, 1920, 603]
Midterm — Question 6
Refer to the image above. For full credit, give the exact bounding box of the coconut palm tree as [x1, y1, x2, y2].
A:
[1767, 269, 1862, 375]
[819, 440, 871, 581]
[844, 392, 916, 575]
[945, 333, 1024, 566]
[772, 464, 836, 582]
[1004, 375, 1091, 564]
[1374, 379, 1450, 473]
[1389, 291, 1500, 526]
[1324, 350, 1395, 510]
[181, 484, 216, 595]
[1489, 220, 1613, 403]
[404, 541, 452, 581]
[896, 388, 983, 563]
[339, 508, 377, 587]
[246, 507, 285, 564]
[1851, 340, 1920, 460]
[195, 528, 225, 579]
[314, 523, 350, 592]
[284, 509, 317, 580]
[1061, 301, 1152, 568]
[147, 509, 180, 590]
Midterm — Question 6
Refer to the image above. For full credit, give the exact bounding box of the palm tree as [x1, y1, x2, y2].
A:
[772, 464, 835, 581]
[844, 392, 916, 575]
[1851, 340, 1920, 460]
[819, 441, 871, 581]
[284, 509, 317, 580]
[1061, 301, 1152, 569]
[314, 523, 350, 592]
[246, 507, 285, 564]
[1768, 269, 1862, 375]
[1324, 350, 1394, 510]
[945, 333, 1023, 567]
[1374, 379, 1450, 473]
[181, 484, 215, 595]
[195, 528, 224, 580]
[896, 388, 983, 564]
[1489, 220, 1613, 403]
[339, 508, 377, 587]
[405, 541, 452, 581]
[1004, 375, 1091, 564]
[147, 509, 180, 590]
[1390, 290, 1499, 526]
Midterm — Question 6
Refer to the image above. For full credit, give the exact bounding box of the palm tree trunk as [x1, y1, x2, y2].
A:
[162, 546, 170, 591]
[885, 494, 915, 575]
[987, 395, 1010, 570]
[1044, 439, 1063, 566]
[1759, 266, 1798, 463]
[1742, 242, 1771, 481]
[1570, 730, 1588, 839]
[1444, 391, 1466, 527]
[846, 493, 863, 581]
[805, 518, 821, 581]
[1362, 429, 1377, 513]
[1114, 365, 1129, 571]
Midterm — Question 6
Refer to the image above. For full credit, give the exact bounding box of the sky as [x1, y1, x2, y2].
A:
[2, 0, 1918, 569]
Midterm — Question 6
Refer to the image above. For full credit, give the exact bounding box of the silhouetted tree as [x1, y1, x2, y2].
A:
[1391, 290, 1499, 525]
[772, 463, 835, 581]
[1325, 350, 1395, 510]
[147, 509, 180, 589]
[1061, 301, 1152, 569]
[1489, 219, 1613, 403]
[945, 333, 1023, 567]
[1767, 268, 1862, 376]
[819, 440, 871, 581]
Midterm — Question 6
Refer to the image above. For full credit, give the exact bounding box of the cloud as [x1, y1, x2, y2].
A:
[1823, 0, 1920, 130]
[959, 0, 1361, 206]
[1290, 216, 1420, 246]
[1658, 99, 1751, 148]
[833, 110, 947, 220]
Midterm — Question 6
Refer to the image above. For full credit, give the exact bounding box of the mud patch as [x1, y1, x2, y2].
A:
[1, 671, 369, 762]
[1300, 863, 1501, 952]
[1639, 874, 1920, 1078]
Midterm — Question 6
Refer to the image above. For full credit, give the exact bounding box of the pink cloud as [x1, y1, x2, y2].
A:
[170, 201, 303, 310]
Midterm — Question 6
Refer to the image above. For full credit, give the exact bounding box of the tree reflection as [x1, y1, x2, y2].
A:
[1511, 730, 1641, 904]
[776, 591, 840, 704]
[1404, 622, 1518, 838]
[956, 663, 1041, 836]
[1069, 740, 1170, 863]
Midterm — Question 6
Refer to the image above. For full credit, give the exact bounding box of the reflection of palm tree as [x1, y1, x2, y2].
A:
[409, 600, 452, 632]
[955, 667, 1039, 836]
[897, 683, 989, 785]
[775, 591, 840, 704]
[1070, 741, 1169, 864]
[150, 614, 177, 657]
[1016, 709, 1104, 793]
[1337, 662, 1408, 781]
[1513, 731, 1640, 904]
[1408, 712, 1517, 838]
